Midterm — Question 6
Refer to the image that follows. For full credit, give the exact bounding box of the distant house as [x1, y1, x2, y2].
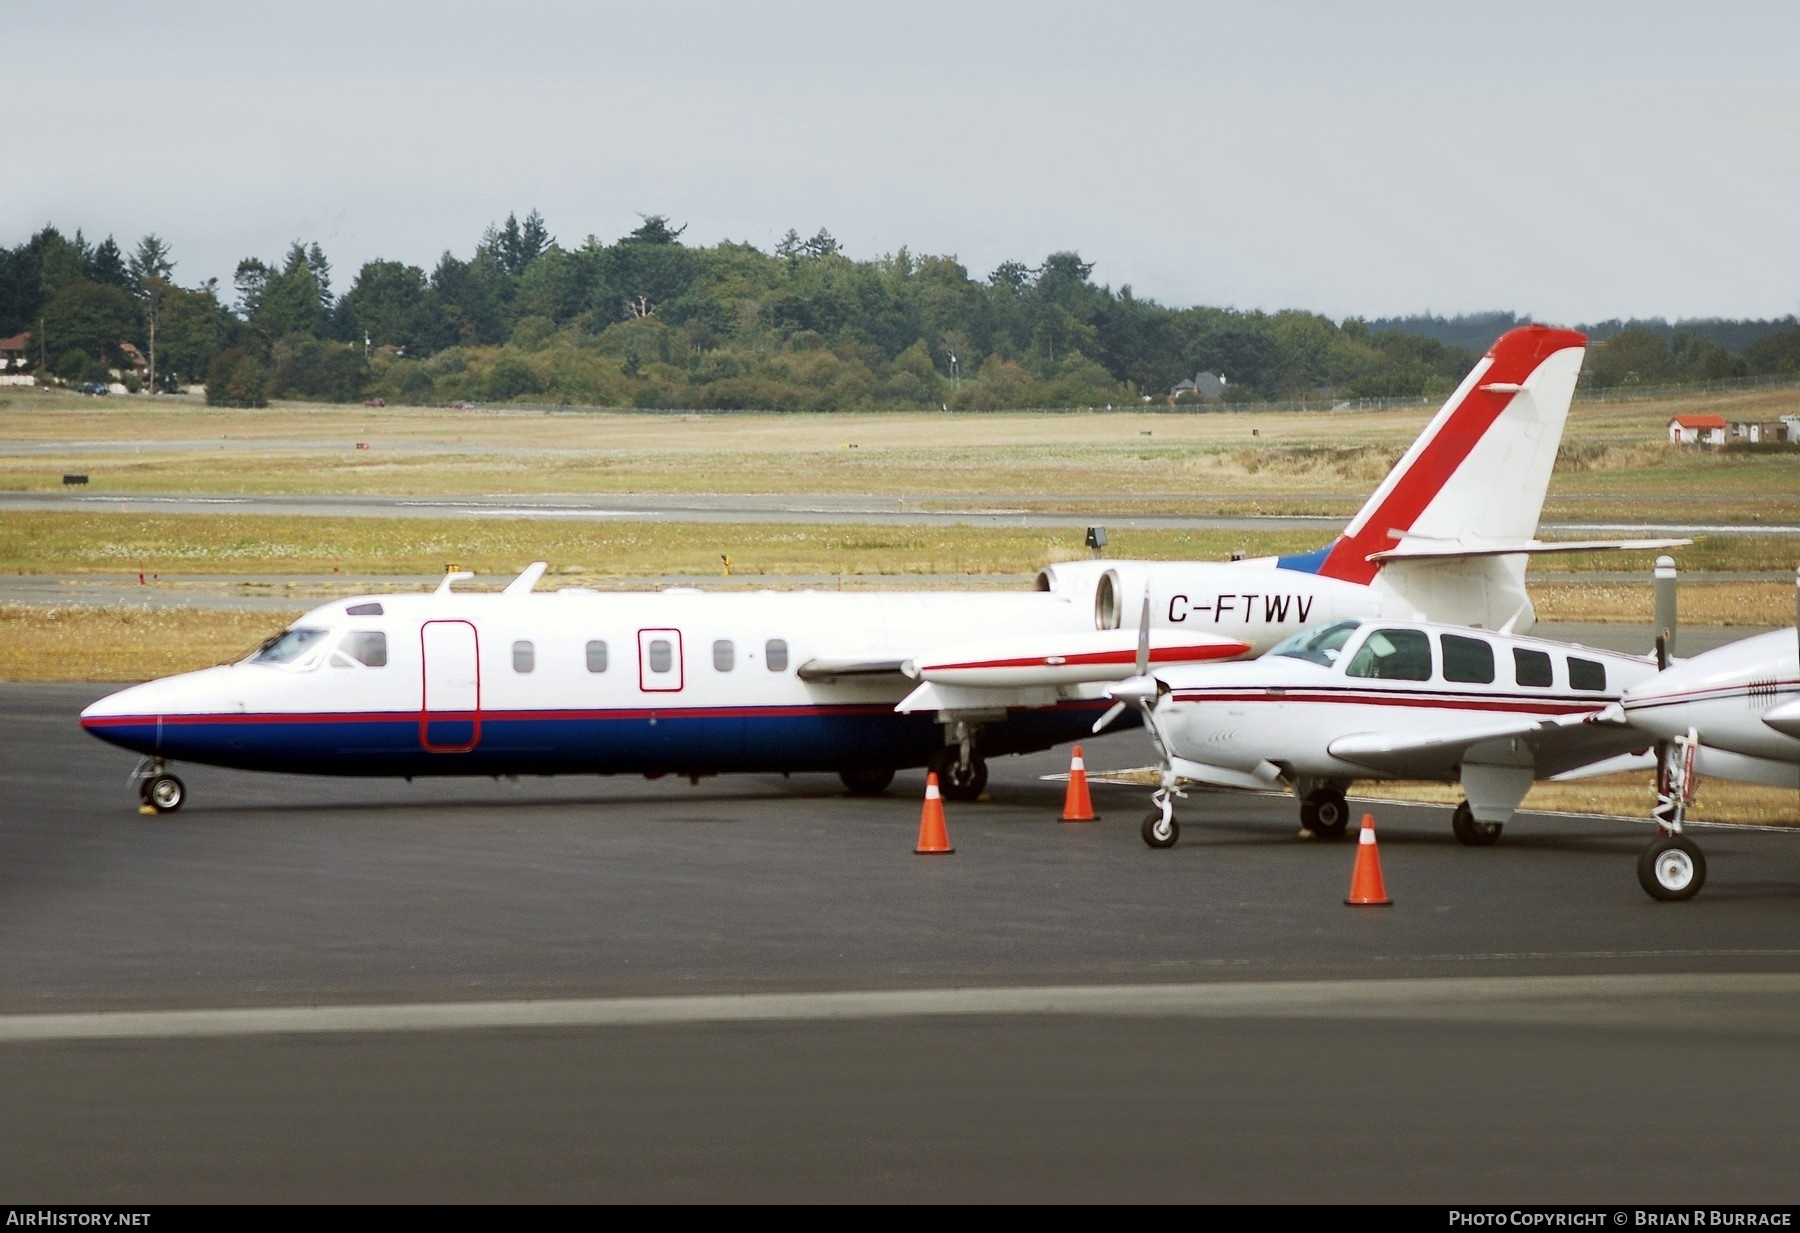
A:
[1171, 371, 1227, 402]
[0, 331, 29, 369]
[1668, 414, 1726, 446]
[0, 331, 34, 386]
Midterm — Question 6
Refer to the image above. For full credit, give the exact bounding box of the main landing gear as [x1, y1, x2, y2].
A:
[1451, 801, 1503, 847]
[928, 745, 988, 802]
[132, 758, 186, 814]
[1299, 784, 1350, 839]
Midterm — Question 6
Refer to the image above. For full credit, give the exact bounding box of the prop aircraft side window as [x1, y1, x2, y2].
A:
[713, 639, 735, 672]
[513, 640, 535, 673]
[1344, 628, 1432, 681]
[1513, 648, 1553, 688]
[1440, 633, 1495, 684]
[1567, 656, 1606, 691]
[331, 630, 388, 669]
[765, 639, 789, 673]
[586, 640, 608, 673]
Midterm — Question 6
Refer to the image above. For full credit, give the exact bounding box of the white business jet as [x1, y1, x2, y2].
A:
[81, 326, 1673, 813]
[1097, 601, 1665, 847]
[1612, 566, 1800, 900]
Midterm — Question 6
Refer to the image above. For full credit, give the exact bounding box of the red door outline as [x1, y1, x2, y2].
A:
[420, 619, 482, 752]
[638, 628, 684, 692]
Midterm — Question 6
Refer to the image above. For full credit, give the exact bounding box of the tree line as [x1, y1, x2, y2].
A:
[3, 216, 1799, 410]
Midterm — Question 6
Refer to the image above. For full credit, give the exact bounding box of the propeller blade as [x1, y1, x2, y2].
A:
[1091, 700, 1129, 734]
[1792, 564, 1798, 674]
[1135, 589, 1152, 678]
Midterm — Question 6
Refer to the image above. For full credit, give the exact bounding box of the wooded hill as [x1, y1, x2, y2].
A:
[4, 215, 1798, 410]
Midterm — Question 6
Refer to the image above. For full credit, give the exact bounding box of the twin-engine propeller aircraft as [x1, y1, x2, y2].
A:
[80, 326, 1675, 813]
[1610, 565, 1800, 900]
[1095, 599, 1666, 849]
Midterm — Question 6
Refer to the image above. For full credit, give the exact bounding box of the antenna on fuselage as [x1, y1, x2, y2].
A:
[503, 562, 549, 596]
[435, 570, 475, 596]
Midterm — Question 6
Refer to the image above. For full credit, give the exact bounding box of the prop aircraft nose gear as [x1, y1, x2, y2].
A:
[131, 758, 186, 814]
[1640, 727, 1705, 901]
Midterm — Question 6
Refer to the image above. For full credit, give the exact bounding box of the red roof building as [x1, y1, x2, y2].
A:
[1668, 414, 1727, 445]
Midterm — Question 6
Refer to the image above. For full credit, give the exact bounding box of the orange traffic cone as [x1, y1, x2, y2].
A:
[1345, 813, 1392, 906]
[1060, 744, 1098, 822]
[915, 772, 954, 855]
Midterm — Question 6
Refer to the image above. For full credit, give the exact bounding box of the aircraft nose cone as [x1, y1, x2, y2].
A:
[79, 681, 165, 753]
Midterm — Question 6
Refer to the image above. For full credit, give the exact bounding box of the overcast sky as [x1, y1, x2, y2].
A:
[11, 1, 1799, 324]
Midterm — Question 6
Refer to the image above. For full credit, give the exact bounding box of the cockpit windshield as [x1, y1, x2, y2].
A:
[1268, 619, 1362, 666]
[249, 627, 330, 665]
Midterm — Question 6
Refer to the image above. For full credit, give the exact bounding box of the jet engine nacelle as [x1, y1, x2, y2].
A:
[1035, 557, 1387, 654]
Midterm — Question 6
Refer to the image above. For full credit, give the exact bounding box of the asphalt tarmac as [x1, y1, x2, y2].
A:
[4, 683, 1800, 1202]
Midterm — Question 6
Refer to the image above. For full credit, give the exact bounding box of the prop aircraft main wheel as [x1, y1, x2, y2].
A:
[1301, 788, 1350, 839]
[838, 767, 896, 796]
[144, 774, 186, 814]
[1142, 810, 1179, 849]
[1451, 801, 1503, 847]
[928, 749, 988, 802]
[1639, 834, 1706, 902]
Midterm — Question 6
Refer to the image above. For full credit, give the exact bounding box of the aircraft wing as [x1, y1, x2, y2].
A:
[795, 657, 911, 682]
[1327, 709, 1648, 780]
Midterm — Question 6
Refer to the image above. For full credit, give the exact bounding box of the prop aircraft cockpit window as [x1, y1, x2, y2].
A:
[1441, 633, 1496, 684]
[765, 639, 789, 673]
[1269, 620, 1360, 666]
[1345, 628, 1433, 681]
[250, 627, 329, 665]
[1568, 656, 1606, 692]
[331, 631, 387, 668]
[1513, 647, 1553, 688]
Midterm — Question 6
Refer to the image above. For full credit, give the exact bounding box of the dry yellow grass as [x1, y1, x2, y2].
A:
[0, 603, 303, 682]
[1368, 776, 1800, 828]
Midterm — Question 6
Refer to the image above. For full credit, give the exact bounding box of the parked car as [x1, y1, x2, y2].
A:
[78, 382, 108, 396]
[364, 397, 386, 407]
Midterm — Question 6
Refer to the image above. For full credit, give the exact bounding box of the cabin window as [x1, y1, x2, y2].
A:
[1514, 648, 1553, 688]
[1344, 628, 1432, 681]
[766, 638, 789, 673]
[648, 639, 673, 674]
[513, 640, 535, 673]
[586, 640, 608, 673]
[250, 627, 329, 665]
[713, 639, 735, 672]
[345, 602, 384, 617]
[1568, 657, 1607, 692]
[1441, 634, 1494, 684]
[332, 630, 388, 668]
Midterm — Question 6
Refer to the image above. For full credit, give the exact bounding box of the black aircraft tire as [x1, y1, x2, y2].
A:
[1451, 801, 1503, 847]
[928, 748, 988, 802]
[145, 775, 185, 814]
[1639, 834, 1707, 902]
[1141, 810, 1179, 848]
[1302, 788, 1350, 839]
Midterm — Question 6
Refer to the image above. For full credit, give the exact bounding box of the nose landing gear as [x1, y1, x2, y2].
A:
[131, 758, 186, 814]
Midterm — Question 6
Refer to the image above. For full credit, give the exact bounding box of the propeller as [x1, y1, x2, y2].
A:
[1092, 590, 1165, 734]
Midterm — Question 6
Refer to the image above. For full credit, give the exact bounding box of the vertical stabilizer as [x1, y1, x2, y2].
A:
[1310, 324, 1586, 585]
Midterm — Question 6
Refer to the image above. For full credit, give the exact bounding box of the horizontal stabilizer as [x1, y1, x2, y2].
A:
[907, 628, 1250, 688]
[1367, 537, 1691, 563]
